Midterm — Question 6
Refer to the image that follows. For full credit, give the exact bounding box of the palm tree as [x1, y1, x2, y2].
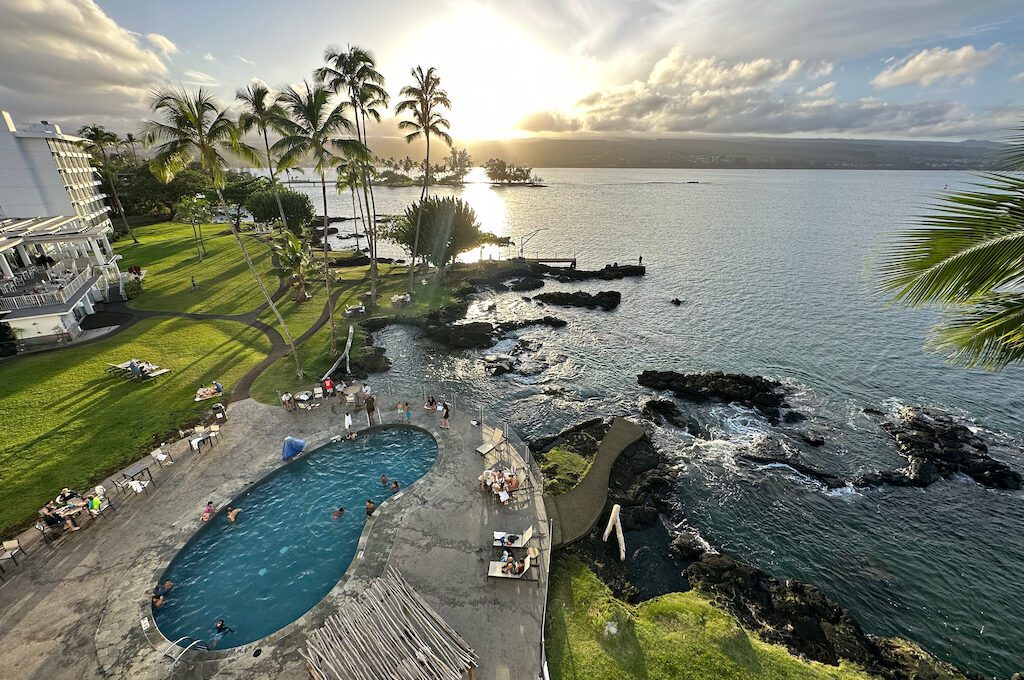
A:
[237, 81, 291, 232]
[271, 230, 314, 302]
[78, 124, 139, 243]
[395, 66, 452, 292]
[143, 86, 304, 378]
[173, 195, 211, 260]
[336, 153, 366, 253]
[272, 80, 366, 355]
[316, 45, 389, 303]
[879, 124, 1024, 370]
[123, 133, 140, 163]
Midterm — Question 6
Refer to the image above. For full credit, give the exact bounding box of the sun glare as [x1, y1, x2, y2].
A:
[388, 5, 593, 140]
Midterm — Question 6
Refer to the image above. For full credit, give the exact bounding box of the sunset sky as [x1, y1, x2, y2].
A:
[2, 0, 1023, 141]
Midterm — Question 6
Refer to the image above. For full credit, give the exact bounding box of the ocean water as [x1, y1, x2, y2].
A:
[292, 168, 1024, 678]
[153, 427, 437, 648]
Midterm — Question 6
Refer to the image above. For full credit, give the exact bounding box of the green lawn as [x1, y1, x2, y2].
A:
[0, 317, 271, 536]
[116, 221, 275, 315]
[540, 446, 593, 495]
[547, 559, 874, 680]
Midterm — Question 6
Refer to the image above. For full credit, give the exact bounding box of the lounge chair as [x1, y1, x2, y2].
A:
[0, 538, 26, 567]
[492, 526, 534, 548]
[313, 386, 324, 400]
[487, 554, 532, 579]
[144, 368, 171, 380]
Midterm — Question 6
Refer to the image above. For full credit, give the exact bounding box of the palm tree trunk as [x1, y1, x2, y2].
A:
[217, 188, 303, 379]
[262, 129, 289, 232]
[100, 147, 138, 243]
[191, 221, 201, 260]
[349, 187, 362, 253]
[407, 134, 430, 293]
[321, 174, 337, 355]
[353, 104, 379, 305]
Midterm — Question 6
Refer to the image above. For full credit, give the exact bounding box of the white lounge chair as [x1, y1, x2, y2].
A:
[313, 386, 324, 400]
[150, 448, 173, 467]
[487, 554, 532, 579]
[493, 526, 534, 548]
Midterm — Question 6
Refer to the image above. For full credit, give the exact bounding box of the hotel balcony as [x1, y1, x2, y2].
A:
[0, 266, 98, 311]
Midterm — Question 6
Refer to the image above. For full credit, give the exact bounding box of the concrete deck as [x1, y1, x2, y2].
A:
[544, 417, 646, 546]
[0, 396, 548, 680]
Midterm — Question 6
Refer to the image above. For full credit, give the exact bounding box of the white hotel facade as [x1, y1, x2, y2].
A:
[0, 110, 124, 342]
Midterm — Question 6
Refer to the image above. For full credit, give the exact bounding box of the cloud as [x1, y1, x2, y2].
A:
[1012, 71, 1024, 83]
[203, 52, 216, 61]
[182, 70, 219, 87]
[0, 0, 170, 130]
[146, 32, 178, 58]
[871, 44, 1002, 88]
[236, 55, 255, 65]
[521, 45, 1017, 138]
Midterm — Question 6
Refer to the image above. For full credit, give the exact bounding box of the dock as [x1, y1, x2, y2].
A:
[514, 256, 577, 269]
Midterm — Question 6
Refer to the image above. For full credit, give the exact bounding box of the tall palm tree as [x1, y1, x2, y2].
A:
[395, 66, 452, 292]
[336, 153, 366, 253]
[236, 81, 291, 232]
[879, 124, 1024, 370]
[272, 80, 366, 354]
[316, 45, 389, 303]
[123, 133, 140, 163]
[78, 124, 139, 243]
[143, 86, 304, 378]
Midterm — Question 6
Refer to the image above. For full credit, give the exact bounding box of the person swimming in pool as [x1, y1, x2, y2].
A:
[390, 480, 400, 492]
[226, 506, 242, 523]
[379, 474, 388, 486]
[332, 506, 345, 520]
[365, 499, 377, 516]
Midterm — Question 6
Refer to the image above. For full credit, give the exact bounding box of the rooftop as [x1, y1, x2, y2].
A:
[0, 216, 111, 253]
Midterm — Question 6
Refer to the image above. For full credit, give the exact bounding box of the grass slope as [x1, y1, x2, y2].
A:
[0, 317, 270, 535]
[547, 559, 874, 680]
[116, 221, 274, 315]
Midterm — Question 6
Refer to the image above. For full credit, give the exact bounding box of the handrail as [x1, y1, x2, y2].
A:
[0, 268, 92, 310]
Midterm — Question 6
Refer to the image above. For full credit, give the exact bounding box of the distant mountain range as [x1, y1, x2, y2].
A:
[445, 136, 1006, 170]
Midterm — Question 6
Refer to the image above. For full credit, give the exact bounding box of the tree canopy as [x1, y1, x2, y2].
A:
[484, 158, 537, 184]
[246, 187, 315, 236]
[386, 196, 508, 268]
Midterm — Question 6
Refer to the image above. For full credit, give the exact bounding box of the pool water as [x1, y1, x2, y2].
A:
[152, 426, 438, 649]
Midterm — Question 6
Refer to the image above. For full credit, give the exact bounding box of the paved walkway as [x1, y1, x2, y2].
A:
[0, 396, 548, 680]
[544, 417, 646, 546]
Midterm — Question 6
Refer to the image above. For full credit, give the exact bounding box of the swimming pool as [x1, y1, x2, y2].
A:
[152, 426, 438, 649]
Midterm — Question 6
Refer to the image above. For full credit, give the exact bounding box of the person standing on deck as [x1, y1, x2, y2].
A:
[365, 394, 377, 426]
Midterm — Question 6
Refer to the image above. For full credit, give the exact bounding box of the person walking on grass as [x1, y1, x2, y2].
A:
[191, 275, 198, 290]
[440, 402, 450, 429]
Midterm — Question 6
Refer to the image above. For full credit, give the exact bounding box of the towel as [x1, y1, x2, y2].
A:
[129, 480, 146, 493]
[344, 414, 353, 429]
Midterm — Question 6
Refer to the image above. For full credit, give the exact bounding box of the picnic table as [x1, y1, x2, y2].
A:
[122, 460, 155, 486]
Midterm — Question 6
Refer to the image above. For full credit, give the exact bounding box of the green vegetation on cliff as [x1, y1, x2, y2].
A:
[546, 558, 874, 680]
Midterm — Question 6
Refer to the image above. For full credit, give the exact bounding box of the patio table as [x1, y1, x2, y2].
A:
[121, 460, 155, 486]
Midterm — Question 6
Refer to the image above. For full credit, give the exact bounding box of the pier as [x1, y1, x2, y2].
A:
[513, 256, 577, 269]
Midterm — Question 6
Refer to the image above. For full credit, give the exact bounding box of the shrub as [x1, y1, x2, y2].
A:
[124, 277, 144, 300]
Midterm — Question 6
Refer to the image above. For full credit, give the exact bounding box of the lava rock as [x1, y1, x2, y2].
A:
[619, 505, 658, 530]
[668, 531, 707, 562]
[534, 290, 622, 310]
[783, 410, 808, 423]
[855, 407, 1021, 491]
[508, 276, 545, 291]
[800, 430, 826, 447]
[638, 370, 786, 416]
[539, 263, 646, 281]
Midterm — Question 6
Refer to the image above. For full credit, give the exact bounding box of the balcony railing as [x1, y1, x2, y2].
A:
[0, 269, 93, 311]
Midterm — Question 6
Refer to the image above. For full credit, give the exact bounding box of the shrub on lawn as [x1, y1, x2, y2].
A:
[124, 277, 144, 300]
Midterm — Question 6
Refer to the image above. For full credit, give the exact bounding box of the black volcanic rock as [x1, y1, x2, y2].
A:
[638, 370, 786, 415]
[541, 263, 646, 281]
[509, 276, 545, 291]
[854, 407, 1021, 491]
[534, 290, 621, 310]
[740, 452, 846, 489]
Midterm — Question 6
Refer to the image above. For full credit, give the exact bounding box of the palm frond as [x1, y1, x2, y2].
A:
[928, 293, 1024, 369]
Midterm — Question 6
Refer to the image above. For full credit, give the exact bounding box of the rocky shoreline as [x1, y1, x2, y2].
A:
[534, 290, 622, 310]
[539, 416, 982, 680]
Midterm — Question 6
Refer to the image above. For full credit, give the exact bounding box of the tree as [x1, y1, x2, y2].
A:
[316, 45, 389, 304]
[336, 152, 368, 253]
[78, 124, 139, 243]
[484, 157, 534, 184]
[246, 188, 315, 236]
[221, 171, 270, 228]
[273, 80, 366, 355]
[387, 197, 508, 276]
[123, 133, 140, 163]
[395, 66, 452, 293]
[271, 230, 314, 302]
[173, 195, 212, 260]
[143, 86, 304, 379]
[443, 148, 472, 182]
[879, 124, 1024, 370]
[237, 81, 291, 231]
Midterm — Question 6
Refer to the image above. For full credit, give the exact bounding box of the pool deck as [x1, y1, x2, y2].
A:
[0, 396, 549, 680]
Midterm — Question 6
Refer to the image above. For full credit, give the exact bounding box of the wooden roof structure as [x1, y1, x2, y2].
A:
[303, 568, 479, 680]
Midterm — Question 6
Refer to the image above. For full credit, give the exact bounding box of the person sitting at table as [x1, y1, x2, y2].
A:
[479, 469, 495, 491]
[42, 505, 80, 532]
[424, 396, 437, 410]
[201, 501, 215, 522]
[507, 473, 520, 492]
[56, 487, 82, 504]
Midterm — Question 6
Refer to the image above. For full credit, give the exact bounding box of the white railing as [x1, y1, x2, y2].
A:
[0, 268, 93, 310]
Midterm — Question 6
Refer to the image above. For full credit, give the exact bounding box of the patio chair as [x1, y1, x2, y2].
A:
[208, 424, 221, 445]
[313, 386, 324, 400]
[110, 477, 133, 496]
[0, 538, 26, 567]
[150, 448, 174, 467]
[190, 426, 210, 452]
[492, 526, 534, 549]
[34, 521, 63, 548]
[91, 486, 115, 516]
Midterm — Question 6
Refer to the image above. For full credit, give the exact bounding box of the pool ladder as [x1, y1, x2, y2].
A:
[162, 636, 208, 674]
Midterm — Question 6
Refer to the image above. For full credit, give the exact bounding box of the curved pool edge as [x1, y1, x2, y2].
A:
[146, 422, 443, 658]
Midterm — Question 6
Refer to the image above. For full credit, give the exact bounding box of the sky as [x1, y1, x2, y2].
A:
[1, 0, 1023, 142]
